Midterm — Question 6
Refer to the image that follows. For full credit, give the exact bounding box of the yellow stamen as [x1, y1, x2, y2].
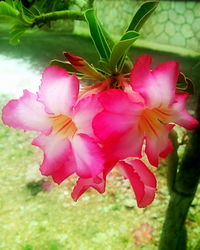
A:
[138, 107, 173, 137]
[49, 114, 77, 138]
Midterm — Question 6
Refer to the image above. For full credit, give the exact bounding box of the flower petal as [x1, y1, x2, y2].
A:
[172, 93, 199, 130]
[71, 134, 104, 178]
[119, 160, 156, 208]
[145, 125, 174, 166]
[73, 94, 102, 137]
[38, 66, 79, 115]
[32, 134, 75, 183]
[71, 160, 116, 201]
[98, 89, 142, 114]
[71, 174, 105, 201]
[103, 128, 143, 161]
[93, 111, 135, 141]
[2, 90, 50, 133]
[130, 55, 179, 107]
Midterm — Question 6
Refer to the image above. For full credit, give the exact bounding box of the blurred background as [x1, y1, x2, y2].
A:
[0, 0, 199, 249]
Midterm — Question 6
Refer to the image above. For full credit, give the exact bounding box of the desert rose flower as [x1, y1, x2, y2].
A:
[93, 55, 199, 166]
[71, 159, 156, 208]
[2, 66, 104, 183]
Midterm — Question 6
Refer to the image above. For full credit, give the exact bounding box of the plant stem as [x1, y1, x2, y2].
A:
[166, 130, 179, 194]
[33, 10, 85, 26]
[158, 95, 200, 250]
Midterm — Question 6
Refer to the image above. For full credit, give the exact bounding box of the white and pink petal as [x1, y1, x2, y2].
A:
[145, 125, 174, 166]
[32, 134, 75, 182]
[2, 90, 51, 133]
[38, 66, 79, 115]
[71, 133, 104, 178]
[130, 54, 179, 107]
[73, 94, 102, 137]
[172, 93, 199, 130]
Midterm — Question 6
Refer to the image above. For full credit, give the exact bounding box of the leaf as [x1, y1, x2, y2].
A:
[64, 52, 106, 80]
[5, 0, 14, 8]
[11, 0, 34, 24]
[127, 1, 159, 32]
[30, 6, 41, 16]
[84, 9, 111, 60]
[9, 27, 26, 45]
[0, 1, 19, 21]
[109, 31, 140, 72]
[21, 6, 35, 24]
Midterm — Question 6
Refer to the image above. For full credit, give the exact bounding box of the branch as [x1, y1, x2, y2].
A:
[159, 94, 200, 250]
[33, 10, 85, 26]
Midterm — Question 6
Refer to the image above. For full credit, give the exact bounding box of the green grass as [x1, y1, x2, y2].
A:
[0, 95, 200, 250]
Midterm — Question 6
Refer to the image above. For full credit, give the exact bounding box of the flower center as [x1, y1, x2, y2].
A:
[50, 114, 77, 138]
[138, 107, 173, 137]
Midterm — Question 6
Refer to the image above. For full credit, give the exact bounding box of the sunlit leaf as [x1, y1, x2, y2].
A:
[0, 1, 19, 21]
[127, 1, 158, 32]
[109, 31, 139, 72]
[85, 9, 111, 60]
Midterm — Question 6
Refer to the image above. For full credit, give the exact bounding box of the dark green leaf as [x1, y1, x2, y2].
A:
[21, 6, 35, 24]
[127, 1, 159, 32]
[30, 6, 41, 16]
[85, 9, 111, 60]
[109, 31, 140, 72]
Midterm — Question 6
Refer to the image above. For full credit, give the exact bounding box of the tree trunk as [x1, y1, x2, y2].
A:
[159, 95, 200, 250]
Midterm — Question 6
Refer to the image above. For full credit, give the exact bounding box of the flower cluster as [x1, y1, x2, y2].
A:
[2, 54, 198, 207]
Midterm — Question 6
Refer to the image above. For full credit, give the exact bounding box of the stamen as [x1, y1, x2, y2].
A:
[50, 114, 77, 138]
[138, 107, 173, 137]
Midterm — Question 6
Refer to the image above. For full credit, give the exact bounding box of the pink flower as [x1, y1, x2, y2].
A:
[71, 159, 156, 208]
[93, 55, 199, 166]
[2, 66, 104, 183]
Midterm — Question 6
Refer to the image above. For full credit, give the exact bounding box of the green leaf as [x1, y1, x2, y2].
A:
[5, 0, 15, 8]
[9, 27, 26, 45]
[21, 6, 35, 24]
[30, 6, 41, 16]
[109, 31, 140, 72]
[11, 0, 34, 24]
[0, 1, 19, 21]
[85, 9, 111, 60]
[127, 1, 159, 32]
